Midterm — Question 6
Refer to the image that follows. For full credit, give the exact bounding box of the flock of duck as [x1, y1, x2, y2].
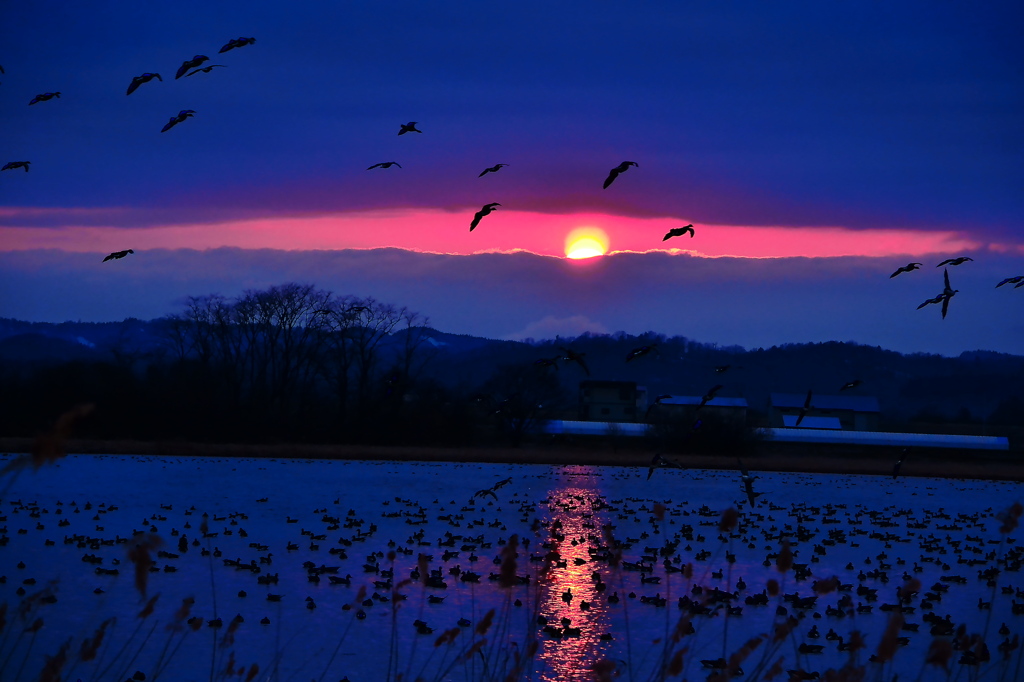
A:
[0, 457, 1020, 679]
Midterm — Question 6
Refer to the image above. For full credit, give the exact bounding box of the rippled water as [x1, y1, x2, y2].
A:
[0, 453, 1021, 681]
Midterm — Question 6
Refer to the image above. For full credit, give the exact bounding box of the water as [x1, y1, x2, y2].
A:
[0, 453, 1021, 681]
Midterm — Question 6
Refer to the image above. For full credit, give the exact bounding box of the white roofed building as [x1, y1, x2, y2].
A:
[769, 393, 880, 431]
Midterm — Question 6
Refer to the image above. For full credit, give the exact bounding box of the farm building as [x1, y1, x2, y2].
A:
[769, 393, 880, 431]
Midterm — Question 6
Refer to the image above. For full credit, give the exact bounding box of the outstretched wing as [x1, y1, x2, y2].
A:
[470, 211, 484, 231]
[940, 294, 950, 319]
[127, 78, 141, 96]
[602, 168, 620, 189]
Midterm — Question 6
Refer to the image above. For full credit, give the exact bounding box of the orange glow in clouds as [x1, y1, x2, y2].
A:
[0, 207, 991, 259]
[564, 227, 609, 259]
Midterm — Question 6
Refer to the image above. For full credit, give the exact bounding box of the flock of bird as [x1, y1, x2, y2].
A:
[1, 459, 1020, 680]
[886, 256, 1022, 320]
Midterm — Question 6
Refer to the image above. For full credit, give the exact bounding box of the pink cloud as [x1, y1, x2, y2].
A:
[0, 208, 990, 259]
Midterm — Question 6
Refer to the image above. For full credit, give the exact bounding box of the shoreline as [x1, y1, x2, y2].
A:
[1, 437, 1021, 481]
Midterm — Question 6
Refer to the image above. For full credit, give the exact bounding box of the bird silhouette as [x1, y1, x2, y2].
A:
[219, 37, 256, 53]
[469, 203, 500, 231]
[161, 110, 196, 132]
[644, 394, 672, 419]
[936, 257, 973, 267]
[794, 389, 813, 427]
[2, 161, 30, 172]
[126, 73, 162, 95]
[889, 263, 922, 278]
[367, 162, 401, 170]
[175, 55, 209, 79]
[663, 224, 694, 241]
[559, 347, 590, 376]
[29, 92, 61, 105]
[185, 65, 227, 77]
[398, 122, 422, 135]
[603, 161, 638, 189]
[102, 249, 134, 262]
[479, 164, 508, 177]
[916, 294, 945, 310]
[626, 344, 657, 362]
[892, 448, 909, 479]
[647, 453, 684, 480]
[839, 380, 863, 391]
[995, 276, 1024, 288]
[940, 268, 958, 319]
[696, 385, 724, 410]
[737, 458, 760, 506]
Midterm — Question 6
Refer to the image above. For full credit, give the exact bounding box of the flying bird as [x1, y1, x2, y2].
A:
[559, 347, 590, 376]
[479, 164, 508, 177]
[889, 263, 922, 278]
[626, 344, 657, 362]
[161, 109, 196, 132]
[916, 294, 945, 310]
[175, 55, 209, 79]
[663, 224, 694, 241]
[995, 276, 1024, 288]
[696, 385, 724, 410]
[219, 37, 256, 53]
[533, 356, 559, 370]
[737, 458, 761, 506]
[185, 65, 227, 77]
[939, 268, 958, 319]
[839, 380, 863, 391]
[892, 448, 909, 480]
[469, 203, 500, 231]
[126, 73, 162, 95]
[794, 389, 813, 427]
[102, 249, 134, 262]
[29, 92, 60, 105]
[647, 453, 684, 480]
[398, 122, 422, 135]
[936, 257, 973, 267]
[603, 161, 638, 189]
[367, 162, 401, 170]
[2, 161, 30, 172]
[644, 394, 673, 419]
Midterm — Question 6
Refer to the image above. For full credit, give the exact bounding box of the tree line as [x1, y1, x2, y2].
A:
[0, 283, 566, 447]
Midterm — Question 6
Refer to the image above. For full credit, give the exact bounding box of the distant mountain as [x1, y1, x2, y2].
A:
[1, 317, 1022, 426]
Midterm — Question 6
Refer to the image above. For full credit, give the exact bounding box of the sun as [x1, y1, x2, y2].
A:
[565, 227, 609, 259]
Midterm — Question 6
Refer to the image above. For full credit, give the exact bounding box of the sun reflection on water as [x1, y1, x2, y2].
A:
[534, 473, 613, 681]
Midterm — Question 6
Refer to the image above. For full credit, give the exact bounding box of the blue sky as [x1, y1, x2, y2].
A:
[1, 1, 1021, 354]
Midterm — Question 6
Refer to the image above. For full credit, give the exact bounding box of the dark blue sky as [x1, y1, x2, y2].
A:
[2, 1, 1021, 232]
[1, 2, 1022, 355]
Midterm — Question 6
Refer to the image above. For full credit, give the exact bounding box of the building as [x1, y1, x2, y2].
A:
[648, 396, 749, 428]
[769, 393, 880, 431]
[579, 380, 647, 422]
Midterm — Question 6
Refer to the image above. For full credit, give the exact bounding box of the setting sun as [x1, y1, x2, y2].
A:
[565, 227, 609, 259]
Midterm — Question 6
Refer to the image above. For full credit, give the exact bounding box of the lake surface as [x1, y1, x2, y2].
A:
[0, 453, 1021, 681]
